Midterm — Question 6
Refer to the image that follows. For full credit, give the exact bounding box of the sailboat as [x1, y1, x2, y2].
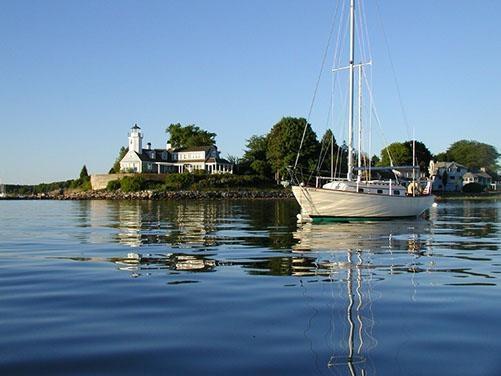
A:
[291, 0, 434, 222]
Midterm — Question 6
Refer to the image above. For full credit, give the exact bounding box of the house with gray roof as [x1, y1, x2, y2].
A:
[119, 125, 233, 174]
[428, 161, 468, 192]
[463, 169, 492, 190]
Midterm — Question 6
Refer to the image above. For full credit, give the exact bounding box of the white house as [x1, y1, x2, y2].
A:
[119, 125, 233, 174]
[463, 169, 492, 190]
[428, 161, 468, 192]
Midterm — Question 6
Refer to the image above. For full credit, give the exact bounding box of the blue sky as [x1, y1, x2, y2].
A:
[1, 0, 500, 184]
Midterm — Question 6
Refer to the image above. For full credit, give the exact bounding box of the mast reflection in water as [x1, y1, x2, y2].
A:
[0, 199, 499, 375]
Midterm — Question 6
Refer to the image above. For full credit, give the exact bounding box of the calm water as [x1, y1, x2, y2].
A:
[0, 199, 500, 375]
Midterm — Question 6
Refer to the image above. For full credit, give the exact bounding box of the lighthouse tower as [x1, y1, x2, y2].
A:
[128, 124, 143, 153]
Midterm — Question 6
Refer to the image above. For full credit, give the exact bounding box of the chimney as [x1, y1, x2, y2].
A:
[146, 142, 151, 150]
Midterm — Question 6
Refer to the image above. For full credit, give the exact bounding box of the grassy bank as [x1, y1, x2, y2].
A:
[434, 191, 501, 200]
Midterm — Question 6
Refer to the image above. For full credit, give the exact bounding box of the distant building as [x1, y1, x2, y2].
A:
[463, 168, 493, 190]
[428, 161, 467, 192]
[119, 125, 233, 174]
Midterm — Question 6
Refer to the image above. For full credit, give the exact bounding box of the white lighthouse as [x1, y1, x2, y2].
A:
[128, 124, 143, 153]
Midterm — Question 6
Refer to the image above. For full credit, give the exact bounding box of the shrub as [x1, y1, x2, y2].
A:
[69, 179, 82, 189]
[164, 173, 196, 190]
[80, 179, 92, 191]
[106, 180, 121, 191]
[462, 182, 484, 193]
[120, 176, 145, 192]
[191, 174, 273, 190]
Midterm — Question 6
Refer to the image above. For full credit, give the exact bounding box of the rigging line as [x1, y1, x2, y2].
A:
[360, 0, 374, 175]
[333, 83, 349, 179]
[314, 87, 335, 174]
[312, 97, 336, 180]
[374, 0, 412, 140]
[362, 67, 395, 166]
[327, 0, 347, 142]
[360, 0, 373, 62]
[330, 0, 348, 99]
[357, 0, 374, 175]
[308, 0, 348, 184]
[294, 0, 341, 171]
[319, 0, 347, 161]
[355, 0, 368, 66]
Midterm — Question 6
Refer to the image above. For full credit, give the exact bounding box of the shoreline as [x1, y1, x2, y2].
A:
[0, 189, 295, 201]
[434, 191, 501, 201]
[1, 189, 499, 201]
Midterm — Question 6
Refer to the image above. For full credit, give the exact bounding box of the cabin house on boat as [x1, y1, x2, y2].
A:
[428, 161, 467, 192]
[119, 125, 233, 174]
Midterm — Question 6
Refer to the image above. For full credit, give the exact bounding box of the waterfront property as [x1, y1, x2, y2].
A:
[429, 161, 468, 192]
[463, 169, 493, 189]
[119, 125, 233, 174]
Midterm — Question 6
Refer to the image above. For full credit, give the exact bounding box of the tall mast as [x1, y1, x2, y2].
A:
[347, 0, 356, 181]
[357, 64, 363, 180]
[331, 132, 334, 179]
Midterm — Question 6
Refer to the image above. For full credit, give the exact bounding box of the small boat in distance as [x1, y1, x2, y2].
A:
[291, 0, 434, 222]
[0, 178, 6, 198]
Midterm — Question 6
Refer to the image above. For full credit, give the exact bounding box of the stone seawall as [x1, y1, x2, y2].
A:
[90, 173, 168, 190]
[5, 190, 294, 201]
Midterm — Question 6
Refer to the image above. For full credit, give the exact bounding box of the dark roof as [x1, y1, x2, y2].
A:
[206, 157, 232, 164]
[128, 149, 232, 165]
[135, 150, 170, 162]
[464, 171, 492, 179]
[175, 146, 214, 153]
[434, 161, 467, 169]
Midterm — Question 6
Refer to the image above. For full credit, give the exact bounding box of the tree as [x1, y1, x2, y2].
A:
[79, 165, 89, 180]
[166, 123, 216, 149]
[226, 155, 240, 166]
[403, 140, 433, 173]
[318, 129, 348, 176]
[434, 152, 448, 162]
[378, 140, 432, 172]
[110, 146, 128, 174]
[225, 154, 241, 174]
[441, 170, 448, 193]
[241, 135, 272, 177]
[266, 117, 320, 180]
[378, 142, 412, 166]
[443, 140, 499, 175]
[243, 135, 268, 162]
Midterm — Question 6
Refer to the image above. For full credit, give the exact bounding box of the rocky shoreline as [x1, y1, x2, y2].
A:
[1, 189, 294, 201]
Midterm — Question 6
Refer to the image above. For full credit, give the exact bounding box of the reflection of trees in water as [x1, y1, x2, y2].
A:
[104, 199, 299, 249]
[429, 200, 499, 250]
[72, 199, 499, 283]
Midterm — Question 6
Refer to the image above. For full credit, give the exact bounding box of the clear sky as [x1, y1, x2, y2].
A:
[1, 0, 500, 184]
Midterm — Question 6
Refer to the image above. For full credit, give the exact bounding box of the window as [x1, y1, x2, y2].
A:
[377, 189, 383, 194]
[358, 188, 364, 193]
[450, 176, 455, 180]
[393, 190, 400, 195]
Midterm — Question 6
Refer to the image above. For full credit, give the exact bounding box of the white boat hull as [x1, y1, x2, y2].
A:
[292, 185, 434, 220]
